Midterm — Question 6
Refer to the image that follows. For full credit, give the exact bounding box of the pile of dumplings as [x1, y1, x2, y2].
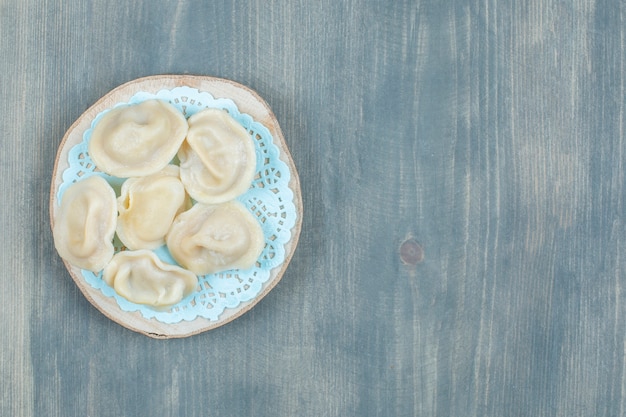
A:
[53, 99, 265, 309]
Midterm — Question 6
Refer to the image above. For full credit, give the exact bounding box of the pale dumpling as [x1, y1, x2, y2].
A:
[88, 99, 188, 177]
[116, 165, 188, 250]
[103, 250, 198, 307]
[166, 201, 265, 275]
[178, 108, 257, 204]
[52, 175, 117, 272]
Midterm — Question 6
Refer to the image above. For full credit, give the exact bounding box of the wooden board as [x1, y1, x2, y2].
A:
[50, 75, 303, 338]
[3, 0, 626, 416]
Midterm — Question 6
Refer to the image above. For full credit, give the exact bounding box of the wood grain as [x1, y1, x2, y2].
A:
[2, 0, 626, 415]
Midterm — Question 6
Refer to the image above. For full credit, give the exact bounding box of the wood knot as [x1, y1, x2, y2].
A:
[400, 239, 423, 265]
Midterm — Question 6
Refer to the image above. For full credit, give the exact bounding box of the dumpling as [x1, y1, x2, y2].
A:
[116, 165, 189, 250]
[178, 108, 257, 204]
[88, 99, 188, 177]
[103, 250, 198, 308]
[52, 175, 117, 272]
[166, 201, 265, 275]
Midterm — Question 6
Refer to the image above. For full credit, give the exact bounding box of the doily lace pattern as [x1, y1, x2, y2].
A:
[56, 87, 296, 323]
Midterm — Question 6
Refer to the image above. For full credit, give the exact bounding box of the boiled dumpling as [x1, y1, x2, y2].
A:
[166, 201, 265, 275]
[52, 175, 117, 272]
[178, 108, 257, 204]
[103, 250, 198, 307]
[116, 165, 189, 250]
[88, 99, 188, 177]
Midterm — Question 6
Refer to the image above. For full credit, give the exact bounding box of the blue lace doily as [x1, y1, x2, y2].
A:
[56, 87, 297, 323]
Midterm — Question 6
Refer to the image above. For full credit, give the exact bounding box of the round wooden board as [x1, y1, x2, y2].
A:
[49, 75, 303, 339]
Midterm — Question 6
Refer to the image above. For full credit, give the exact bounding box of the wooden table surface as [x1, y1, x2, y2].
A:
[2, 1, 626, 416]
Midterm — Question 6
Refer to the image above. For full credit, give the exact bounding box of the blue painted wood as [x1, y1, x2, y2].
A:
[2, 0, 625, 416]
